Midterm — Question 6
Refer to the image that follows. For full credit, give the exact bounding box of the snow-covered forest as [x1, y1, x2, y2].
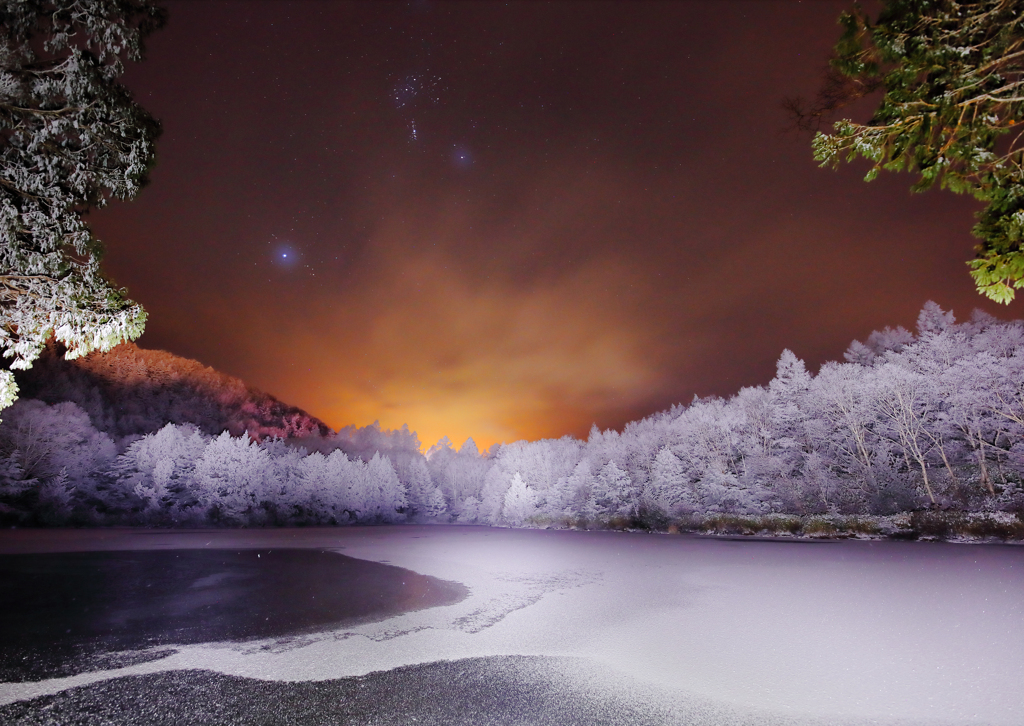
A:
[2, 302, 1024, 532]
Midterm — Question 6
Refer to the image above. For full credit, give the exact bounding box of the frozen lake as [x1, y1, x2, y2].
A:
[0, 526, 1021, 725]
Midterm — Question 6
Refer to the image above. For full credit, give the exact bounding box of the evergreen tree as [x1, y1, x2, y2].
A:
[402, 455, 437, 517]
[502, 472, 538, 526]
[114, 422, 207, 519]
[792, 0, 1024, 302]
[0, 1, 165, 412]
[193, 431, 270, 524]
[366, 451, 407, 522]
[589, 460, 635, 520]
[649, 446, 695, 514]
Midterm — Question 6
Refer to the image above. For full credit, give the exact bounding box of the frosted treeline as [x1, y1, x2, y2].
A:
[2, 302, 1024, 527]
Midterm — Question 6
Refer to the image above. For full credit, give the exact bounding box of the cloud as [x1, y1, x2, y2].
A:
[254, 171, 684, 450]
[309, 249, 663, 449]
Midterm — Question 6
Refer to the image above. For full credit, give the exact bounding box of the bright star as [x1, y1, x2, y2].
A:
[452, 144, 473, 168]
[272, 242, 300, 269]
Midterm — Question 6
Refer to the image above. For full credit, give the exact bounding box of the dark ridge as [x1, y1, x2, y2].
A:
[12, 341, 332, 440]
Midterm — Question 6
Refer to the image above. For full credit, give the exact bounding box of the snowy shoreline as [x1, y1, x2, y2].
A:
[1, 525, 1022, 724]
[2, 507, 1022, 549]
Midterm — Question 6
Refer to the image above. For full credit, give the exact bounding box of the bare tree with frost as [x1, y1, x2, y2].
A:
[872, 365, 939, 504]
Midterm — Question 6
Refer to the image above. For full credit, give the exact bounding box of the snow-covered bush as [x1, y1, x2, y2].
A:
[0, 400, 115, 523]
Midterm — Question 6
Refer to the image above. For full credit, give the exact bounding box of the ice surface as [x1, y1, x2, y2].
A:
[0, 526, 1021, 725]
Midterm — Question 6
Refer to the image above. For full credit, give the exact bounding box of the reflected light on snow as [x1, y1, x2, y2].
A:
[3, 527, 1020, 726]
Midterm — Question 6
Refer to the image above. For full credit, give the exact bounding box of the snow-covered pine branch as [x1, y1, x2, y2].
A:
[0, 0, 165, 416]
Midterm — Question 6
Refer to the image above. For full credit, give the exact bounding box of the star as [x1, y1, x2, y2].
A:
[452, 144, 472, 168]
[271, 242, 300, 269]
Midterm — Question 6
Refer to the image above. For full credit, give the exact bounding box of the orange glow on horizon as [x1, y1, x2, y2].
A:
[257, 213, 672, 453]
[92, 0, 1016, 469]
[315, 380, 598, 453]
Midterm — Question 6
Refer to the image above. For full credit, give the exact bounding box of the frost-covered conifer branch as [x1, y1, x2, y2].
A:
[795, 0, 1024, 302]
[0, 1, 165, 416]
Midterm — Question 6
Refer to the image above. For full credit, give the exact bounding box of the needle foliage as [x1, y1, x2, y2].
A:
[0, 0, 165, 413]
[791, 0, 1024, 303]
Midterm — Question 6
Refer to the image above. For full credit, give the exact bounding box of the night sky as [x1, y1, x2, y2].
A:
[89, 0, 1013, 451]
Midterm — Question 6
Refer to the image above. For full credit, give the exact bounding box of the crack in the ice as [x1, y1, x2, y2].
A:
[450, 570, 600, 634]
[238, 569, 601, 653]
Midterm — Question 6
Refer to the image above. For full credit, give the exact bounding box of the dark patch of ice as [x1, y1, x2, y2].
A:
[0, 549, 467, 682]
